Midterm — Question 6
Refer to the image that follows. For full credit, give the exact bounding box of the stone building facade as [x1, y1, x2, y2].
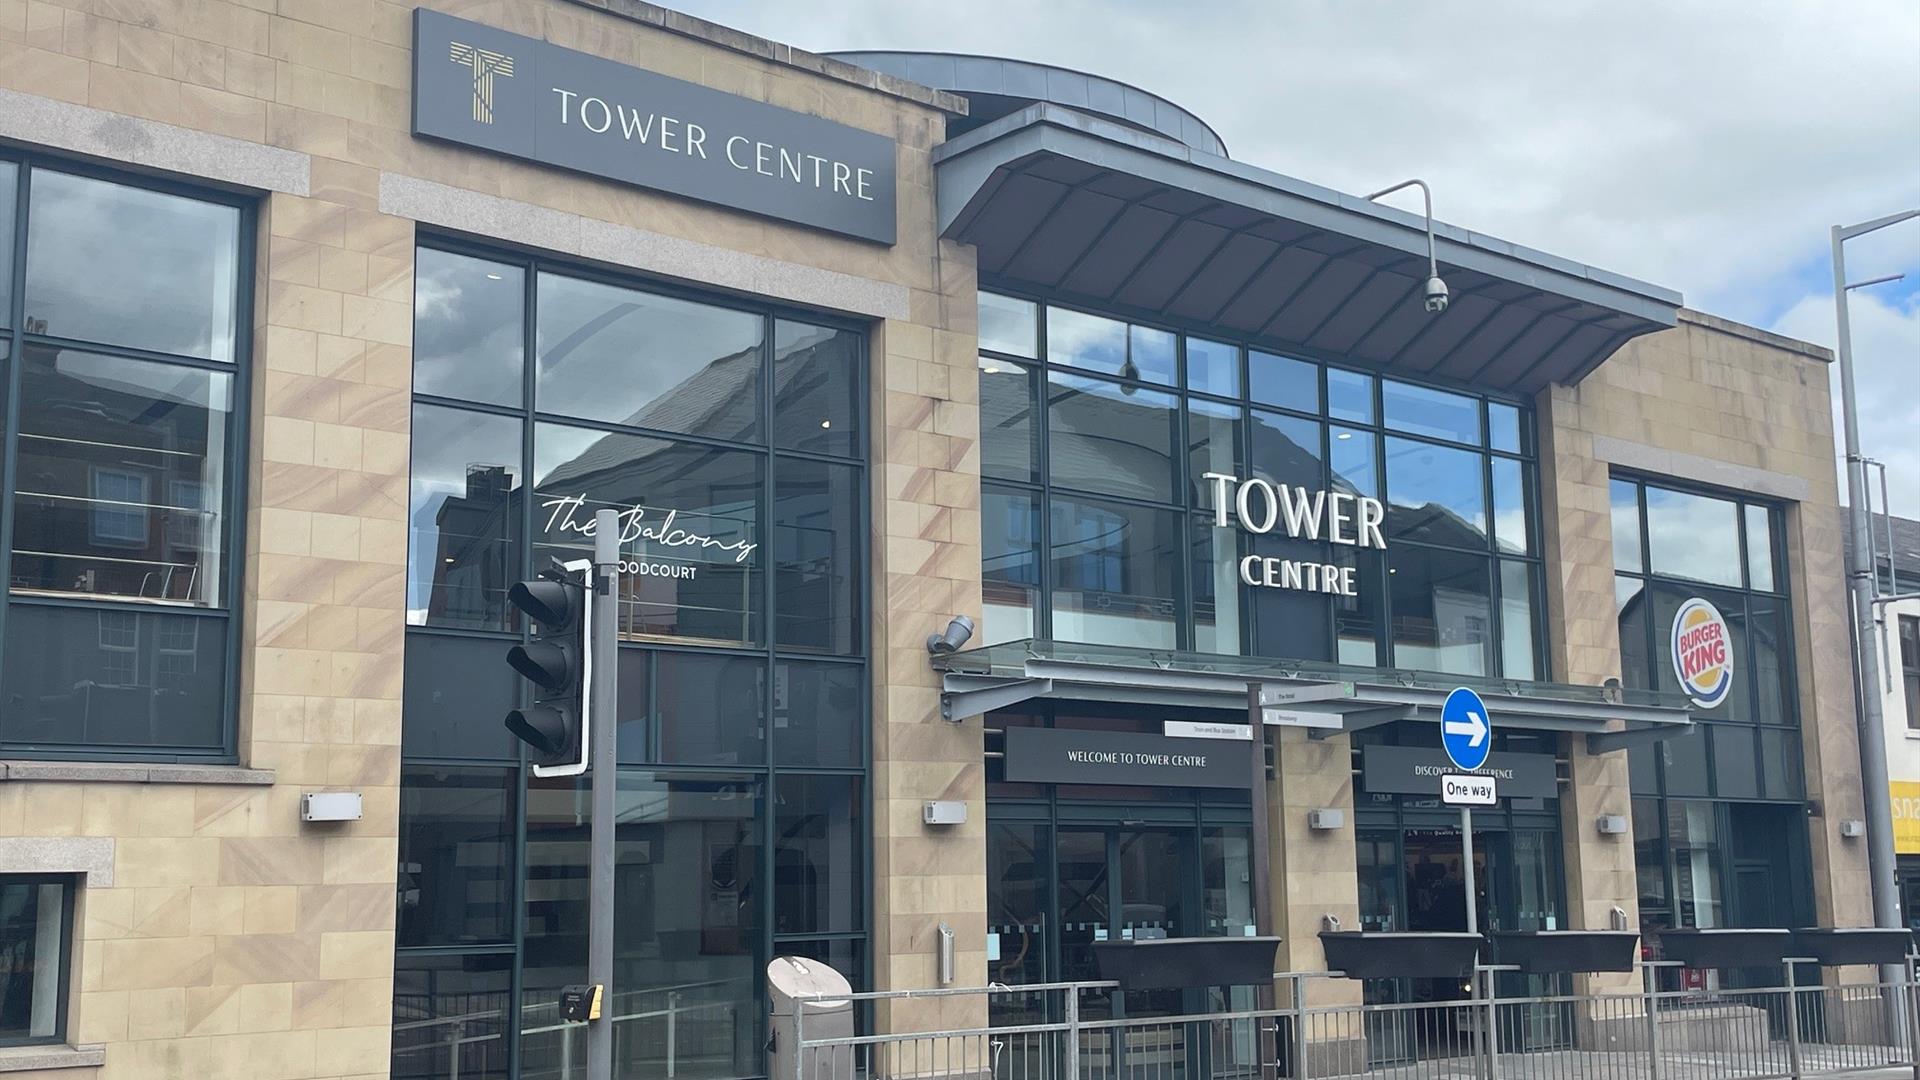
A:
[0, 3, 1877, 1080]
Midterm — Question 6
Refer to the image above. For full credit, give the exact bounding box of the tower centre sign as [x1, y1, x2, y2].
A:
[1200, 471, 1387, 598]
[412, 8, 899, 244]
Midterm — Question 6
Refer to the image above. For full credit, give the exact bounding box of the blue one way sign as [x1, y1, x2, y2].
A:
[1440, 687, 1491, 772]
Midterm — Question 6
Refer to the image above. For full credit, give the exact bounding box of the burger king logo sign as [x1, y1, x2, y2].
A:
[1671, 597, 1734, 708]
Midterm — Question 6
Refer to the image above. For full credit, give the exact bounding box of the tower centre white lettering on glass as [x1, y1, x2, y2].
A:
[551, 87, 876, 202]
[1202, 471, 1387, 598]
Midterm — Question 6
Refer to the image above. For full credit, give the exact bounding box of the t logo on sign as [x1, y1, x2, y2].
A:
[450, 41, 514, 124]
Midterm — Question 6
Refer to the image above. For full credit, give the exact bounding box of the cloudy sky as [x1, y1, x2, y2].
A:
[680, 0, 1920, 512]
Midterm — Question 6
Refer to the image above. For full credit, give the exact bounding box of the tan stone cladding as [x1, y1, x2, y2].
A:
[1538, 309, 1861, 995]
[0, 0, 978, 1074]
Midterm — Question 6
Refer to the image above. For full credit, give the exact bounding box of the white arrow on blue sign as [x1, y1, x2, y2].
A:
[1440, 687, 1491, 772]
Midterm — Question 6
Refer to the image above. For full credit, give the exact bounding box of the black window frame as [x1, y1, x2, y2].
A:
[0, 873, 77, 1048]
[398, 235, 874, 1078]
[1612, 473, 1809, 941]
[1900, 614, 1920, 733]
[0, 151, 254, 762]
[974, 283, 1546, 680]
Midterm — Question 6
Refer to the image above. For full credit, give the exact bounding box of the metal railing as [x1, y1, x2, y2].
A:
[794, 961, 1920, 1080]
[391, 977, 749, 1080]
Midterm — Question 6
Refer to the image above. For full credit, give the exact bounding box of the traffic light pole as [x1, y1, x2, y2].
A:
[587, 508, 620, 1080]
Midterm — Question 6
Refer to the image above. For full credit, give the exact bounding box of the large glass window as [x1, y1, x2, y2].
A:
[974, 290, 1542, 677]
[1615, 476, 1800, 932]
[397, 766, 516, 948]
[413, 248, 525, 407]
[406, 404, 521, 631]
[982, 486, 1041, 646]
[0, 877, 73, 1046]
[401, 243, 869, 1080]
[534, 272, 765, 438]
[0, 163, 248, 758]
[522, 771, 765, 1080]
[23, 169, 239, 362]
[1046, 371, 1176, 501]
[392, 952, 513, 1080]
[534, 424, 763, 646]
[1049, 495, 1179, 649]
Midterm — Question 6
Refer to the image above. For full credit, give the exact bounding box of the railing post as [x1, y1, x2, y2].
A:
[666, 991, 679, 1080]
[1481, 966, 1499, 1079]
[1643, 963, 1663, 1080]
[447, 1017, 462, 1080]
[1906, 955, 1920, 1080]
[1290, 974, 1309, 1080]
[1063, 984, 1080, 1080]
[1784, 960, 1805, 1079]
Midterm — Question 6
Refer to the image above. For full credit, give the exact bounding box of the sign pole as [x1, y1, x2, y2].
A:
[587, 509, 621, 1080]
[1460, 806, 1476, 936]
[1246, 683, 1276, 1078]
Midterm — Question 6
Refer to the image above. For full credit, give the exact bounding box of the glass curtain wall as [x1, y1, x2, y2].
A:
[395, 242, 869, 1080]
[977, 289, 1542, 680]
[1611, 476, 1809, 945]
[0, 156, 249, 759]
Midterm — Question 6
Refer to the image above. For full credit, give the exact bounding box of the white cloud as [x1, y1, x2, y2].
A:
[675, 0, 1920, 507]
[1771, 286, 1920, 517]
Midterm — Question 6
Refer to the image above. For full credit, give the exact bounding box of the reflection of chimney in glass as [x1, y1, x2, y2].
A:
[426, 463, 521, 625]
[466, 463, 510, 500]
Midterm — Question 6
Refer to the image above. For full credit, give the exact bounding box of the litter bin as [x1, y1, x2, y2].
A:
[767, 955, 855, 1080]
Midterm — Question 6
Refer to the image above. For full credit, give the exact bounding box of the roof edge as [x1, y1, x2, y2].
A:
[1679, 309, 1833, 363]
[937, 103, 1684, 315]
[824, 49, 1227, 157]
[559, 0, 971, 116]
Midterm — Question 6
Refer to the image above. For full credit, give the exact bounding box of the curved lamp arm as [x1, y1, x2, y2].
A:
[1364, 177, 1438, 285]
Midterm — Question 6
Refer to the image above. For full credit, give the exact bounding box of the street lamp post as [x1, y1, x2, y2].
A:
[1831, 210, 1919, 973]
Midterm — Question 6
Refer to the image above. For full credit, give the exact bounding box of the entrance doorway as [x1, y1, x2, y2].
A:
[1357, 816, 1568, 1062]
[987, 817, 1259, 1077]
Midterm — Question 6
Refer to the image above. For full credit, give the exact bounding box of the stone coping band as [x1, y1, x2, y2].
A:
[0, 761, 276, 785]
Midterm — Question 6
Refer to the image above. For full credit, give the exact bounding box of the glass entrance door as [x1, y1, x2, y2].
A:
[1058, 827, 1195, 1017]
[1059, 826, 1199, 1080]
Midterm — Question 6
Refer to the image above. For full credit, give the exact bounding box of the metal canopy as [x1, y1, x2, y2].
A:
[935, 640, 1692, 754]
[935, 104, 1683, 395]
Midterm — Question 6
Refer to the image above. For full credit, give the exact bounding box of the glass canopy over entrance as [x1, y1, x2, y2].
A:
[937, 638, 1694, 750]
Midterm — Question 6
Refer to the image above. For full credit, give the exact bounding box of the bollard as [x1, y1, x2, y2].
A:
[1784, 959, 1805, 1079]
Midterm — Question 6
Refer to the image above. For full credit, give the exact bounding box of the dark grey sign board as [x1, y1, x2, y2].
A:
[1003, 727, 1249, 789]
[412, 7, 898, 244]
[1361, 745, 1558, 800]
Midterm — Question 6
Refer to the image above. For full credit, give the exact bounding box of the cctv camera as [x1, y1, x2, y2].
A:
[1423, 275, 1449, 314]
[925, 614, 976, 656]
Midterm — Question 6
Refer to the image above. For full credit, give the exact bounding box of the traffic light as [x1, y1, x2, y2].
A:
[504, 560, 593, 776]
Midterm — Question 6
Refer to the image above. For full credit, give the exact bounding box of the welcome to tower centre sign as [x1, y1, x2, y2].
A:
[412, 8, 899, 244]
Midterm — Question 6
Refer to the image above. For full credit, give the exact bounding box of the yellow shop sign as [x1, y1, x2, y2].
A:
[1892, 782, 1920, 855]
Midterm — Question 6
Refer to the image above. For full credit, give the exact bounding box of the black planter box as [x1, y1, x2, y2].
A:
[1490, 931, 1639, 974]
[1319, 932, 1483, 979]
[1654, 928, 1792, 968]
[1791, 928, 1915, 966]
[1090, 936, 1281, 991]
